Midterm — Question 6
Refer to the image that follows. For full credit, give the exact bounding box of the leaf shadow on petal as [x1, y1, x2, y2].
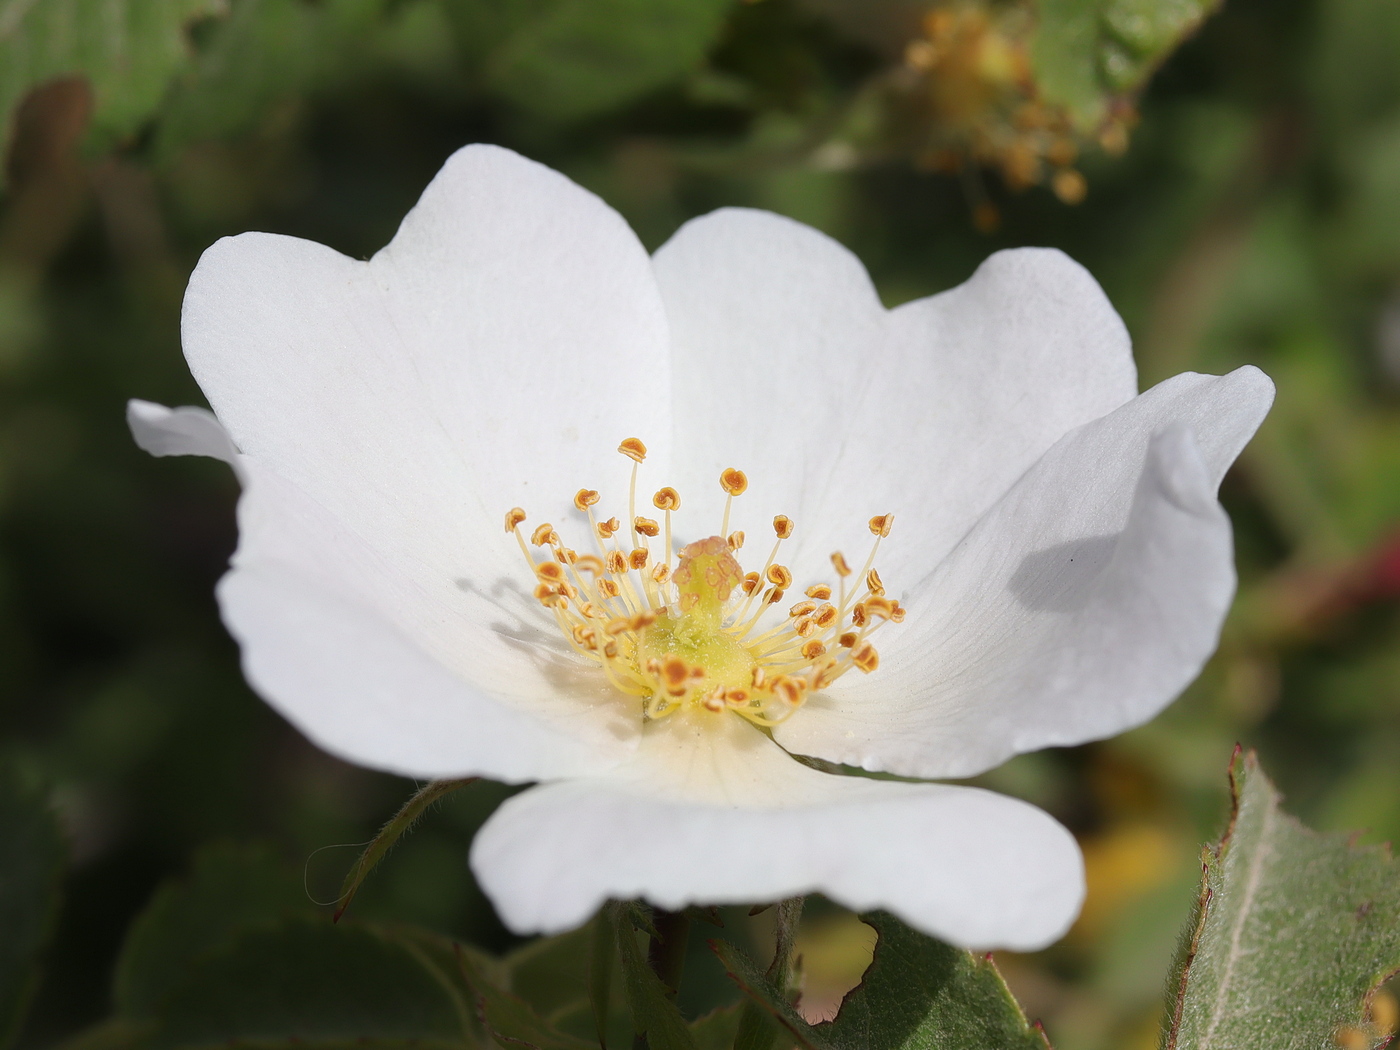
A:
[1007, 534, 1120, 612]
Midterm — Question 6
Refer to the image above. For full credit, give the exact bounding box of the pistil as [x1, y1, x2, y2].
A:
[505, 438, 904, 728]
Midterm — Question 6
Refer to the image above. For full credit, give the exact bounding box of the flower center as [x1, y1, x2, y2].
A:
[505, 438, 904, 727]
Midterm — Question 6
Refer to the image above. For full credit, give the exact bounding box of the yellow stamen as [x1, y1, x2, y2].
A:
[505, 440, 903, 727]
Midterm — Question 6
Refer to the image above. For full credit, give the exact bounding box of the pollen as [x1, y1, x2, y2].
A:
[618, 437, 648, 463]
[505, 442, 904, 728]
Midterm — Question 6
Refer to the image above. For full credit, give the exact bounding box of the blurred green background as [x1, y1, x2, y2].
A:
[2, 0, 1400, 1047]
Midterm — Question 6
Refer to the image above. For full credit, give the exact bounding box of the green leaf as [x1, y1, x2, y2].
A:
[485, 0, 734, 120]
[334, 778, 477, 922]
[456, 939, 595, 1050]
[589, 906, 616, 1048]
[688, 1003, 743, 1050]
[0, 0, 221, 155]
[503, 918, 595, 1020]
[47, 1018, 152, 1050]
[146, 917, 474, 1049]
[1030, 0, 1222, 130]
[151, 0, 462, 157]
[507, 913, 636, 1047]
[0, 766, 64, 1050]
[1163, 751, 1400, 1050]
[714, 912, 1048, 1050]
[616, 911, 699, 1050]
[732, 898, 803, 1050]
[114, 841, 311, 1017]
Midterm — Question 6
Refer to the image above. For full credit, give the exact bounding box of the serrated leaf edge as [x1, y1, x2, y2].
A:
[1160, 747, 1400, 1050]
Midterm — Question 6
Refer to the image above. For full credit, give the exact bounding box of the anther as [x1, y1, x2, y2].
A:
[741, 572, 761, 596]
[652, 564, 671, 584]
[771, 676, 807, 707]
[629, 548, 649, 570]
[891, 604, 907, 623]
[813, 603, 838, 628]
[604, 617, 631, 636]
[597, 517, 620, 539]
[634, 516, 660, 538]
[866, 569, 885, 596]
[535, 584, 567, 608]
[788, 600, 818, 619]
[720, 468, 748, 496]
[766, 588, 785, 605]
[535, 562, 565, 583]
[606, 551, 628, 575]
[801, 640, 827, 660]
[868, 513, 894, 538]
[618, 437, 648, 463]
[505, 507, 527, 532]
[864, 596, 895, 620]
[766, 565, 793, 589]
[574, 554, 604, 576]
[598, 579, 620, 598]
[531, 524, 558, 547]
[806, 584, 832, 600]
[652, 487, 680, 511]
[557, 548, 577, 564]
[575, 489, 600, 510]
[795, 618, 816, 638]
[727, 531, 745, 550]
[831, 552, 852, 577]
[839, 631, 857, 648]
[630, 610, 657, 630]
[812, 659, 841, 690]
[773, 515, 793, 539]
[852, 642, 880, 673]
[660, 656, 691, 694]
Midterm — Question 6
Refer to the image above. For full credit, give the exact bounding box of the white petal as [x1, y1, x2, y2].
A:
[181, 144, 671, 693]
[471, 713, 1084, 951]
[127, 399, 242, 475]
[651, 209, 886, 544]
[652, 214, 1135, 581]
[774, 367, 1275, 779]
[126, 399, 631, 778]
[221, 458, 639, 781]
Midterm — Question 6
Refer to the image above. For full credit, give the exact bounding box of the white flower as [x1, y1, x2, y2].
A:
[129, 144, 1273, 952]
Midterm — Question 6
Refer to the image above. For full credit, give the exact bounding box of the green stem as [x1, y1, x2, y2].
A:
[732, 897, 805, 1050]
[333, 777, 475, 921]
[649, 908, 691, 1000]
[632, 906, 690, 1050]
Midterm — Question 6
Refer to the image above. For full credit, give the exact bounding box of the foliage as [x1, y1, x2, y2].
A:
[716, 912, 1048, 1050]
[0, 765, 64, 1050]
[333, 778, 477, 922]
[1031, 0, 1224, 130]
[0, 0, 222, 164]
[1163, 751, 1400, 1050]
[3, 0, 1400, 1048]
